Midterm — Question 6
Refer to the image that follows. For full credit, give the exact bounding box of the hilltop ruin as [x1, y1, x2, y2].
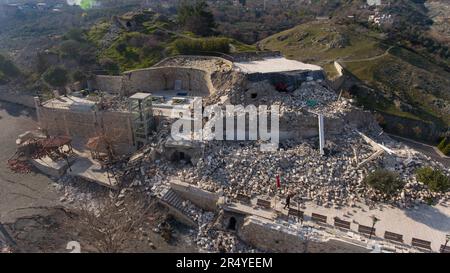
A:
[11, 52, 450, 253]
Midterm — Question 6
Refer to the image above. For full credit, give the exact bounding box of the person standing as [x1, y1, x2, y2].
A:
[284, 192, 293, 210]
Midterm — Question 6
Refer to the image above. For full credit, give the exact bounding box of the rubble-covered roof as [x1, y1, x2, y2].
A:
[42, 96, 96, 111]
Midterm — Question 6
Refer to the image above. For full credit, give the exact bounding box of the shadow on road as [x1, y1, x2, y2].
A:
[0, 101, 36, 120]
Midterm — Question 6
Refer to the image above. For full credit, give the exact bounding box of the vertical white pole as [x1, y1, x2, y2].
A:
[318, 114, 325, 156]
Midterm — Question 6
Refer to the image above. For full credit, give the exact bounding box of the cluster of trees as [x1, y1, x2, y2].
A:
[59, 28, 97, 65]
[0, 54, 20, 84]
[416, 167, 449, 193]
[177, 0, 216, 36]
[174, 37, 230, 55]
[42, 66, 69, 88]
[363, 167, 449, 198]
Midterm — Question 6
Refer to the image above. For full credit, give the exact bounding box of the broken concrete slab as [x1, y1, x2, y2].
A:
[31, 156, 75, 178]
[67, 157, 119, 189]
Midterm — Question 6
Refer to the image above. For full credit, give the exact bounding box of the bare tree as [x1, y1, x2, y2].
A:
[75, 193, 153, 253]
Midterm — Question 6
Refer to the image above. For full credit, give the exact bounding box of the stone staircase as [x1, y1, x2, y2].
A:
[160, 188, 197, 226]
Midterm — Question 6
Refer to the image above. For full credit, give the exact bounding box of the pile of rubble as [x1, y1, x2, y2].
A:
[192, 210, 256, 253]
[168, 130, 449, 208]
[52, 175, 109, 213]
[0, 244, 11, 253]
[97, 94, 130, 112]
[210, 79, 355, 121]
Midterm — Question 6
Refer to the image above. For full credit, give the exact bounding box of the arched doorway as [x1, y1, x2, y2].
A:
[227, 217, 237, 231]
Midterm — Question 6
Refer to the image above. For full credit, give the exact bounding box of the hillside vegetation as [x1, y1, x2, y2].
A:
[259, 21, 450, 141]
[0, 54, 20, 84]
[86, 10, 254, 73]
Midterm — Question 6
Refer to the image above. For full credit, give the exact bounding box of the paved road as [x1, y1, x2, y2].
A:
[388, 134, 450, 167]
[0, 101, 61, 223]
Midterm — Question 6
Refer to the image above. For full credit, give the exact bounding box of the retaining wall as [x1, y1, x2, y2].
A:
[122, 66, 215, 97]
[92, 75, 124, 95]
[170, 180, 220, 211]
[238, 216, 371, 253]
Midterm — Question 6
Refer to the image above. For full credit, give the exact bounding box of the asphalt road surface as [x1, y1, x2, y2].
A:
[0, 101, 61, 224]
[388, 134, 450, 167]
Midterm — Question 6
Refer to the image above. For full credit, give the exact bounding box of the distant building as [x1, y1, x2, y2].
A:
[367, 0, 382, 6]
[368, 11, 394, 28]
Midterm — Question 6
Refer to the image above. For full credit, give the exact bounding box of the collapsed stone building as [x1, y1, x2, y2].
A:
[26, 52, 450, 253]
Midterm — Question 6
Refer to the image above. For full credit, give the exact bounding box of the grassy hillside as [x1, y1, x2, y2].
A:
[86, 11, 255, 73]
[259, 21, 450, 140]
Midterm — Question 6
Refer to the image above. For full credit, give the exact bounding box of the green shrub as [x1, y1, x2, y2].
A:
[59, 40, 83, 59]
[442, 144, 450, 156]
[416, 167, 450, 193]
[64, 28, 86, 42]
[42, 66, 68, 87]
[115, 42, 128, 54]
[437, 137, 447, 151]
[437, 137, 450, 156]
[174, 37, 230, 55]
[0, 54, 20, 78]
[72, 70, 86, 82]
[177, 0, 216, 36]
[99, 58, 120, 75]
[0, 70, 6, 84]
[364, 169, 405, 195]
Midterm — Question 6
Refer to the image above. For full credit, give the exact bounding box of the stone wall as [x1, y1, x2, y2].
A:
[170, 180, 220, 211]
[37, 106, 134, 154]
[92, 75, 124, 95]
[122, 67, 215, 97]
[238, 216, 371, 253]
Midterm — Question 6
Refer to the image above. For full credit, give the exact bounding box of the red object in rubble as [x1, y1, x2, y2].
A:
[7, 159, 32, 174]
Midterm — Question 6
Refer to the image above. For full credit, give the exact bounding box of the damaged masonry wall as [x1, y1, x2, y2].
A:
[36, 99, 134, 154]
[238, 216, 371, 253]
[91, 67, 215, 97]
[122, 66, 215, 97]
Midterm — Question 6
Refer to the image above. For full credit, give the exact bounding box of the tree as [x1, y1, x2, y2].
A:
[59, 40, 83, 59]
[0, 54, 20, 80]
[64, 28, 86, 43]
[174, 37, 230, 55]
[416, 167, 450, 193]
[177, 0, 216, 36]
[99, 58, 120, 75]
[42, 66, 69, 88]
[364, 169, 405, 195]
[75, 194, 153, 253]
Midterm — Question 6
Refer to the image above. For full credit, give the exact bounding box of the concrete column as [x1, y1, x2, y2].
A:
[34, 97, 42, 125]
[318, 114, 325, 156]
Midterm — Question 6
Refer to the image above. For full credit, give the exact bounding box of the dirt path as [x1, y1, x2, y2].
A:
[340, 46, 394, 63]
